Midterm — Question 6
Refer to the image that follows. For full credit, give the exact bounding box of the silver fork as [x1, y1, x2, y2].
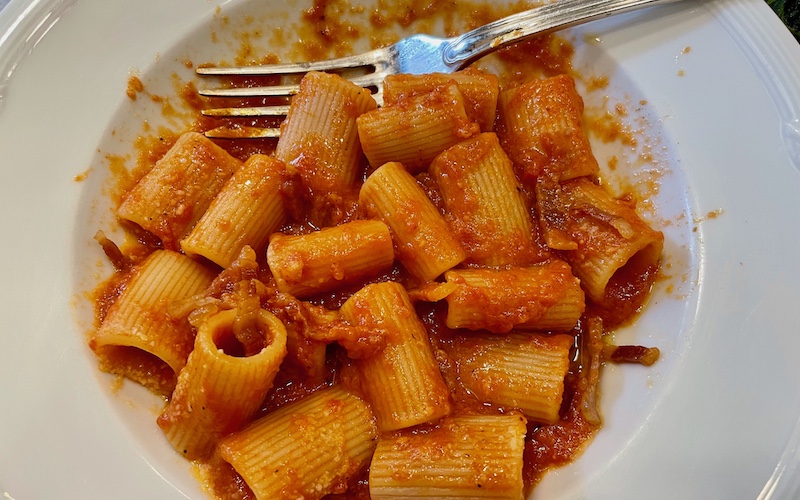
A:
[197, 0, 678, 138]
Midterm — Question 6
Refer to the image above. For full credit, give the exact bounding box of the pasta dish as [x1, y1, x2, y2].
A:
[87, 3, 665, 499]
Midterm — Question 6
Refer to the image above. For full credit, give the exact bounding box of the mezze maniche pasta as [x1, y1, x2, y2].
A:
[89, 63, 664, 499]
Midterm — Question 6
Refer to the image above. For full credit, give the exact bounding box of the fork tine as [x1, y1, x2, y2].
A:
[198, 83, 301, 98]
[196, 48, 388, 77]
[201, 105, 291, 117]
[204, 126, 281, 140]
[202, 91, 384, 118]
[198, 50, 390, 133]
[198, 73, 387, 99]
[203, 90, 384, 118]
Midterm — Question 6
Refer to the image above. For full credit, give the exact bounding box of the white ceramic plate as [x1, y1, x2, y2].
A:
[1, 0, 799, 498]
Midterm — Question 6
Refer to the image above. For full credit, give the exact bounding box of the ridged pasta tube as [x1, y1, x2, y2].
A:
[383, 68, 499, 132]
[357, 82, 479, 173]
[267, 220, 394, 299]
[443, 260, 585, 333]
[181, 154, 286, 268]
[340, 281, 451, 431]
[218, 385, 378, 500]
[90, 250, 216, 394]
[117, 132, 241, 249]
[157, 307, 288, 459]
[359, 161, 465, 282]
[369, 414, 528, 499]
[457, 332, 573, 424]
[430, 132, 542, 266]
[496, 74, 599, 183]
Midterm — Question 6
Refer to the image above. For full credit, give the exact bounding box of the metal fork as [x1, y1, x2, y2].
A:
[197, 0, 677, 138]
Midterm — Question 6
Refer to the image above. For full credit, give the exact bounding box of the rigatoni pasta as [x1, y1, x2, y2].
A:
[537, 177, 665, 303]
[430, 132, 542, 266]
[356, 82, 480, 172]
[383, 68, 499, 132]
[496, 74, 599, 183]
[157, 307, 288, 460]
[339, 281, 451, 431]
[266, 219, 395, 298]
[275, 71, 377, 226]
[180, 154, 286, 268]
[90, 250, 216, 395]
[443, 260, 585, 333]
[218, 385, 378, 500]
[455, 332, 573, 425]
[117, 132, 242, 249]
[369, 414, 528, 500]
[359, 161, 466, 283]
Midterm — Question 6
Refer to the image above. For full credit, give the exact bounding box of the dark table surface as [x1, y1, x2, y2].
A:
[768, 0, 800, 39]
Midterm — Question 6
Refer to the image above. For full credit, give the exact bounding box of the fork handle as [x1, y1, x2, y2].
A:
[442, 0, 678, 68]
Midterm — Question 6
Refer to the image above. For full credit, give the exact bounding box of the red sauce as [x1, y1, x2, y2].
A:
[587, 259, 660, 329]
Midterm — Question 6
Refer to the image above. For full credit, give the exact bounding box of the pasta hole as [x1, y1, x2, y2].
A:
[93, 345, 176, 397]
[213, 322, 268, 358]
[588, 242, 662, 328]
